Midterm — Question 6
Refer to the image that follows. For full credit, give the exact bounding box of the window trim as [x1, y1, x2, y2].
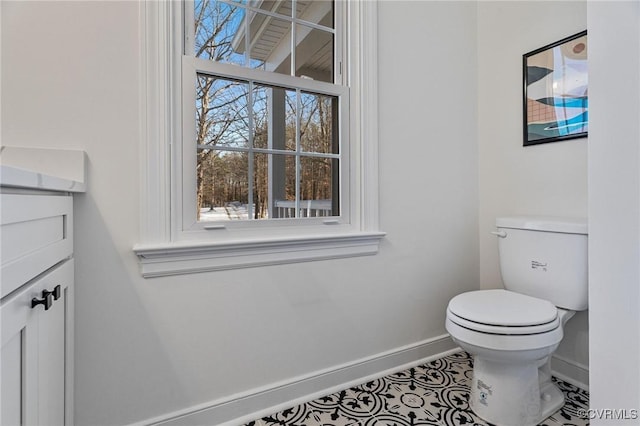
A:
[134, 0, 383, 277]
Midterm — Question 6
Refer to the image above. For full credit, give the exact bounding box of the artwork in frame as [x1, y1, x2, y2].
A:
[523, 31, 588, 146]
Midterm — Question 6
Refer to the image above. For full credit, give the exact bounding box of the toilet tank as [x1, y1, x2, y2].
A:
[496, 216, 588, 310]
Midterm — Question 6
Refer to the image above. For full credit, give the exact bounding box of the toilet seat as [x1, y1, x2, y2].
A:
[447, 309, 560, 335]
[448, 289, 559, 334]
[446, 290, 564, 352]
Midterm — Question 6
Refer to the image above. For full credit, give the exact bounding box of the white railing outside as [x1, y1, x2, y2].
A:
[200, 199, 333, 221]
[274, 199, 332, 218]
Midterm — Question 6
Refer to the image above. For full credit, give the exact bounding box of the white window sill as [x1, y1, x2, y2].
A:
[133, 231, 386, 277]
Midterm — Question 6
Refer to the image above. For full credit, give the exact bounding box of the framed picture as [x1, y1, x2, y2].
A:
[523, 31, 588, 146]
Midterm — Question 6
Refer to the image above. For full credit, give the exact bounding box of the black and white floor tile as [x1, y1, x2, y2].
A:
[245, 351, 589, 426]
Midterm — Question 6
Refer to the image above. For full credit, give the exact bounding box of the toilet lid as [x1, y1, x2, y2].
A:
[448, 289, 558, 327]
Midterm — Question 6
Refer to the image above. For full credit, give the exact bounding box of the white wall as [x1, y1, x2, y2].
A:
[477, 1, 589, 377]
[588, 1, 640, 421]
[1, 1, 479, 424]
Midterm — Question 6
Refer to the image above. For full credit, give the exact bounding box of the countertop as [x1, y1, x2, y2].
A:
[0, 147, 87, 192]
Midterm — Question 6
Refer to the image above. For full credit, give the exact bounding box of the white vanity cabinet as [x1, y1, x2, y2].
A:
[1, 159, 84, 426]
[1, 260, 74, 426]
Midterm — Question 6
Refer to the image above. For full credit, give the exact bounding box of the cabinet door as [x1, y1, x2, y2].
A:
[1, 278, 42, 426]
[1, 260, 73, 426]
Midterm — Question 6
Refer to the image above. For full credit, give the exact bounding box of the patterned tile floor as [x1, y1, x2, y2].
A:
[245, 351, 589, 426]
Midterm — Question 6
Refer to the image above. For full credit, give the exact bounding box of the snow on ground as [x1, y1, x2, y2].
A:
[199, 203, 250, 221]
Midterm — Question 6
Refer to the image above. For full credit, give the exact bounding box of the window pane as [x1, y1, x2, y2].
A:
[197, 75, 250, 149]
[254, 153, 297, 219]
[300, 157, 338, 217]
[296, 24, 333, 83]
[252, 151, 269, 219]
[248, 84, 294, 151]
[194, 0, 246, 66]
[296, 1, 334, 26]
[300, 92, 337, 154]
[258, 1, 292, 17]
[198, 149, 249, 221]
[248, 15, 292, 76]
[252, 84, 270, 149]
[285, 89, 298, 151]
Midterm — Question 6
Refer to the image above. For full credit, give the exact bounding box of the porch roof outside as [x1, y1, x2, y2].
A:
[230, 0, 334, 82]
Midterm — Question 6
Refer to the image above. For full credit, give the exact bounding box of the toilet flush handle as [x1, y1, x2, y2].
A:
[490, 230, 507, 238]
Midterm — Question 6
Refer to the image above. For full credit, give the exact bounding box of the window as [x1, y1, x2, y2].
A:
[135, 0, 383, 276]
[184, 1, 346, 227]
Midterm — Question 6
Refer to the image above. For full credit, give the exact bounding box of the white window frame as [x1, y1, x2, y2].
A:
[134, 0, 383, 277]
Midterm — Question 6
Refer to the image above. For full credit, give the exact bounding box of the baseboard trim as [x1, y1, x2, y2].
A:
[551, 353, 589, 391]
[137, 335, 456, 426]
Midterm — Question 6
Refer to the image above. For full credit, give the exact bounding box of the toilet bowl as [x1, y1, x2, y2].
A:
[445, 216, 588, 426]
[446, 289, 575, 426]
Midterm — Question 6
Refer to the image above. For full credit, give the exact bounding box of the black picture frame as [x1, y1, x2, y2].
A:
[523, 31, 588, 146]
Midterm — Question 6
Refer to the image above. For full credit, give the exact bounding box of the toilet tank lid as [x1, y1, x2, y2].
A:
[496, 216, 587, 234]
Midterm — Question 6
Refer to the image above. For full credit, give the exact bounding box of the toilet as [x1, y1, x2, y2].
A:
[446, 216, 587, 426]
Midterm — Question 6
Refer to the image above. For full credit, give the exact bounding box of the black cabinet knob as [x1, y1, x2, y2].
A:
[31, 286, 62, 311]
[32, 292, 53, 310]
[49, 285, 61, 301]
